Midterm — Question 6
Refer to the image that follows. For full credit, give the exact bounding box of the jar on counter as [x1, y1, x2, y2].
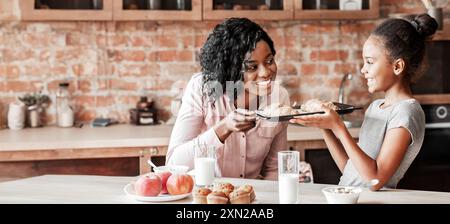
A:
[56, 82, 74, 128]
[7, 101, 26, 130]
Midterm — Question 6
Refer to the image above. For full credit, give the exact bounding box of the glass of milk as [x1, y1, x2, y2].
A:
[194, 143, 216, 188]
[278, 151, 299, 204]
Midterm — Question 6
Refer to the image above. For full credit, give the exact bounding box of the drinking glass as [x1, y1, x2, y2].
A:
[278, 151, 299, 204]
[194, 143, 216, 188]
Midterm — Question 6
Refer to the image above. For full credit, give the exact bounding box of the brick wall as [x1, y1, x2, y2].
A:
[0, 0, 448, 126]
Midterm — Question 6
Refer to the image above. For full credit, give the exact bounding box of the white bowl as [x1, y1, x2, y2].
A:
[154, 165, 189, 174]
[322, 186, 362, 204]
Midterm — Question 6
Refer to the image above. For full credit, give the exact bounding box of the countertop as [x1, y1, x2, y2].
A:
[0, 124, 360, 151]
[0, 174, 448, 204]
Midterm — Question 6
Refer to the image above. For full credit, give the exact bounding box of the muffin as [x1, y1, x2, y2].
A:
[192, 187, 212, 204]
[206, 191, 229, 204]
[229, 189, 252, 204]
[238, 185, 256, 202]
[213, 182, 235, 197]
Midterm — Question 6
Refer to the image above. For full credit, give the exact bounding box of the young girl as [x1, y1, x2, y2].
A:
[290, 14, 438, 190]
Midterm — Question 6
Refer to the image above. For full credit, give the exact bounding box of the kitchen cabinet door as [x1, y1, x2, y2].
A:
[20, 0, 113, 21]
[294, 0, 379, 20]
[113, 0, 202, 21]
[203, 0, 294, 20]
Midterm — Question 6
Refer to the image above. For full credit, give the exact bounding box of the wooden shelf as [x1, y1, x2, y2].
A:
[294, 0, 380, 20]
[113, 0, 202, 21]
[203, 0, 293, 21]
[414, 94, 450, 105]
[20, 0, 113, 21]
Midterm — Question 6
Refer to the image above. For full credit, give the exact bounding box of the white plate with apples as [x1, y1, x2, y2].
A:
[124, 183, 191, 202]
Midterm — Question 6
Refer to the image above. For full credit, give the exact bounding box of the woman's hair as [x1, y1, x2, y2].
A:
[199, 17, 275, 101]
[371, 13, 438, 83]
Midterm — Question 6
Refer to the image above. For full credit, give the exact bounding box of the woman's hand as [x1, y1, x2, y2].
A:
[289, 107, 344, 132]
[214, 109, 257, 142]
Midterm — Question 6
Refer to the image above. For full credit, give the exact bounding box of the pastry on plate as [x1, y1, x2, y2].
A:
[206, 191, 229, 204]
[301, 99, 338, 112]
[213, 182, 235, 197]
[192, 187, 212, 204]
[229, 185, 256, 204]
[262, 103, 298, 116]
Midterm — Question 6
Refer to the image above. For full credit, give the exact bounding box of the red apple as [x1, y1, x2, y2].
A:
[156, 171, 172, 194]
[134, 173, 162, 197]
[166, 173, 194, 195]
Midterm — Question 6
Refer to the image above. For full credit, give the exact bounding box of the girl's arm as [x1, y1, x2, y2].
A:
[321, 129, 349, 173]
[333, 125, 411, 191]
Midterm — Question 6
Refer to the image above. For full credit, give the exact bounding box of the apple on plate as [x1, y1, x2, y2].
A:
[166, 173, 194, 195]
[156, 170, 172, 194]
[134, 173, 162, 197]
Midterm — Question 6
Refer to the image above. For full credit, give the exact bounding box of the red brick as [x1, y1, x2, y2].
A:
[0, 65, 20, 79]
[77, 80, 92, 93]
[73, 96, 96, 107]
[157, 50, 193, 62]
[108, 79, 138, 91]
[130, 36, 153, 47]
[116, 96, 140, 105]
[301, 64, 329, 76]
[144, 79, 174, 91]
[160, 64, 199, 76]
[300, 24, 338, 34]
[310, 50, 349, 61]
[4, 81, 42, 92]
[2, 49, 35, 62]
[156, 35, 178, 48]
[96, 96, 115, 107]
[118, 64, 160, 77]
[284, 49, 303, 61]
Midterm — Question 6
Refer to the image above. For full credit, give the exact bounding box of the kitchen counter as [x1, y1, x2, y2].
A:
[0, 124, 360, 178]
[0, 124, 360, 151]
[0, 174, 449, 204]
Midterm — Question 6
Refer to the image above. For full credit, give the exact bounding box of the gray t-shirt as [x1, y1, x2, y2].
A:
[339, 99, 425, 188]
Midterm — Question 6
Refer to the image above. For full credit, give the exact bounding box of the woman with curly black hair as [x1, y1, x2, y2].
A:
[166, 18, 289, 180]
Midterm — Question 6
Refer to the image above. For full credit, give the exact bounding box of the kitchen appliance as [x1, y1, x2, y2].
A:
[130, 96, 158, 125]
[398, 104, 450, 192]
[411, 40, 450, 94]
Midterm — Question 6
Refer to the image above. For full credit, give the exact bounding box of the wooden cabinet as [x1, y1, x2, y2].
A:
[20, 0, 113, 21]
[0, 146, 168, 181]
[294, 0, 380, 20]
[113, 0, 202, 21]
[18, 0, 381, 21]
[203, 0, 294, 21]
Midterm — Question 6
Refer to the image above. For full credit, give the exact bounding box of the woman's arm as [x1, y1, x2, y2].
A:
[333, 125, 411, 191]
[321, 129, 348, 173]
[166, 76, 225, 169]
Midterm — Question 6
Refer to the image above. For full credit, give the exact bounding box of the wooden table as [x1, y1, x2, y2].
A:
[0, 175, 449, 204]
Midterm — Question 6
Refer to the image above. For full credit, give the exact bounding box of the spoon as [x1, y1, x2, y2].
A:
[147, 160, 159, 171]
[363, 179, 380, 190]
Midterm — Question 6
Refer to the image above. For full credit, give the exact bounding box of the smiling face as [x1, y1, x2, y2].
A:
[361, 36, 399, 93]
[243, 40, 277, 96]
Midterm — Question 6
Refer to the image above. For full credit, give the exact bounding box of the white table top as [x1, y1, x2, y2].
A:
[0, 175, 449, 204]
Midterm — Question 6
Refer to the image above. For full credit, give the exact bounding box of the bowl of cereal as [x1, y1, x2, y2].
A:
[322, 186, 362, 204]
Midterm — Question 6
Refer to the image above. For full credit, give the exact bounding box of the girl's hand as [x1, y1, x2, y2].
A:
[289, 107, 344, 132]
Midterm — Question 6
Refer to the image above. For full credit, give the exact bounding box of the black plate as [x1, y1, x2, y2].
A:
[256, 102, 363, 122]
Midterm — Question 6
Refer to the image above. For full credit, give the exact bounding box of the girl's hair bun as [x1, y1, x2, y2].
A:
[410, 13, 438, 38]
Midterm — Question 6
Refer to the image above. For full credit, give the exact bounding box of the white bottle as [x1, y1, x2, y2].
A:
[7, 101, 26, 130]
[56, 82, 74, 128]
